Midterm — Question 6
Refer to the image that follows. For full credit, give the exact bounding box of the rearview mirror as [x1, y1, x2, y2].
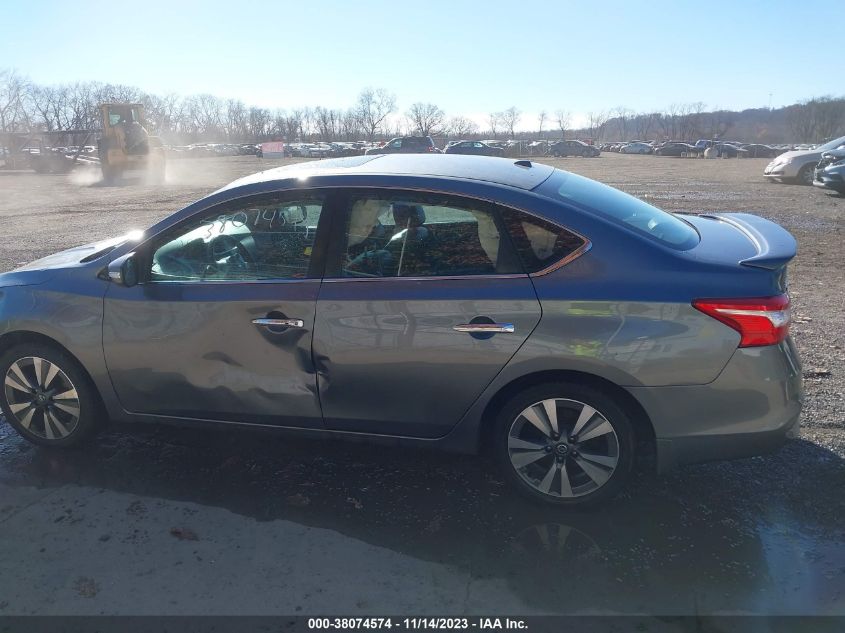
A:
[107, 253, 139, 287]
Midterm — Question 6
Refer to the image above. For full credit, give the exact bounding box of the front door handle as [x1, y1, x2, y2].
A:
[453, 323, 515, 334]
[252, 318, 305, 329]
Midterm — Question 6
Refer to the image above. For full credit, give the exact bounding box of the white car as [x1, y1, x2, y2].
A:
[620, 142, 653, 155]
[764, 135, 845, 185]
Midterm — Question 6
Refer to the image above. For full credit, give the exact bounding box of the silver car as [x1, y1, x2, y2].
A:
[0, 155, 803, 506]
[764, 135, 845, 185]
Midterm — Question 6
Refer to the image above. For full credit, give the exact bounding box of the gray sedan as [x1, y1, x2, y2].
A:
[0, 155, 802, 506]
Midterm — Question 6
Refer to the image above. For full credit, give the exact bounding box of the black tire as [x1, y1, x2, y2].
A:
[492, 382, 635, 507]
[796, 164, 814, 186]
[0, 342, 104, 448]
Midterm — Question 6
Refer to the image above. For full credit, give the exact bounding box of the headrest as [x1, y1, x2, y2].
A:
[393, 203, 426, 228]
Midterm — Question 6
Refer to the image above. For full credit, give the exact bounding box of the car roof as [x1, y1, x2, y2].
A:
[217, 154, 556, 193]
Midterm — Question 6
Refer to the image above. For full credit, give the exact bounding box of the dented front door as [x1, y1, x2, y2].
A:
[103, 280, 322, 428]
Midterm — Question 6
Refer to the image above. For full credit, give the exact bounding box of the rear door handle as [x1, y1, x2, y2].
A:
[252, 318, 305, 329]
[453, 323, 515, 333]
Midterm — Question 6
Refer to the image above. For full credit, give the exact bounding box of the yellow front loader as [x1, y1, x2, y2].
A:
[97, 103, 165, 183]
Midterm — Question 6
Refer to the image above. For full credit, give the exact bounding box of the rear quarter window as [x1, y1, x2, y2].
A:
[548, 170, 700, 250]
[499, 208, 587, 274]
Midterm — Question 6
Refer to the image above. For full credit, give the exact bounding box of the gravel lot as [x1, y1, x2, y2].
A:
[0, 153, 843, 617]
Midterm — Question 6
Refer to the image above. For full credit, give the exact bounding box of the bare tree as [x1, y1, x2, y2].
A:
[247, 106, 272, 140]
[633, 112, 659, 140]
[612, 107, 632, 141]
[488, 112, 501, 138]
[448, 115, 478, 138]
[554, 109, 571, 139]
[283, 108, 307, 140]
[340, 108, 363, 141]
[314, 106, 340, 141]
[586, 110, 610, 141]
[537, 110, 547, 138]
[406, 102, 445, 136]
[223, 99, 248, 140]
[356, 87, 396, 140]
[0, 68, 31, 133]
[500, 106, 521, 139]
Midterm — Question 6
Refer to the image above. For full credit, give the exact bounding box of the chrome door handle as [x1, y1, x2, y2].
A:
[252, 318, 305, 328]
[453, 323, 515, 334]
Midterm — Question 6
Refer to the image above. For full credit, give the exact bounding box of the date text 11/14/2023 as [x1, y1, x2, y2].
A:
[307, 618, 528, 630]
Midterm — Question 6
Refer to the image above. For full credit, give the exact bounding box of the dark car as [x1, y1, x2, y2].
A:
[548, 140, 600, 158]
[813, 150, 845, 194]
[740, 144, 780, 159]
[365, 136, 438, 155]
[714, 143, 748, 158]
[654, 142, 697, 157]
[0, 155, 801, 507]
[444, 140, 504, 157]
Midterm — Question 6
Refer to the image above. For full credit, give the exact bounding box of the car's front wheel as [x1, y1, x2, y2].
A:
[0, 343, 104, 447]
[493, 383, 635, 506]
[796, 164, 814, 186]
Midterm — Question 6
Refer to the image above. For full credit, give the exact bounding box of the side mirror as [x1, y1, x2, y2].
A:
[107, 253, 139, 287]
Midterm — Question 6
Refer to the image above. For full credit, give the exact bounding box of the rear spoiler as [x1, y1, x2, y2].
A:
[699, 213, 797, 270]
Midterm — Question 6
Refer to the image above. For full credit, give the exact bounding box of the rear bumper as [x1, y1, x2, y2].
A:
[628, 339, 803, 472]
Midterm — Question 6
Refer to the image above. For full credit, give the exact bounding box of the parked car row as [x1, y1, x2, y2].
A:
[599, 139, 790, 158]
[166, 143, 260, 157]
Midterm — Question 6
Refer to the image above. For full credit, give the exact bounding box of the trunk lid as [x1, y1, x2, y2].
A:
[682, 212, 797, 271]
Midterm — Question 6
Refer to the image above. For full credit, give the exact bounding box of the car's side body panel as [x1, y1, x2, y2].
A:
[313, 276, 542, 438]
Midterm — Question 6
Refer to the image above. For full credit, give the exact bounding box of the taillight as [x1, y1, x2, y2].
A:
[693, 294, 791, 347]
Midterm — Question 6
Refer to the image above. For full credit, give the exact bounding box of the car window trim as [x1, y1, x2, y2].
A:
[134, 189, 341, 285]
[323, 186, 591, 282]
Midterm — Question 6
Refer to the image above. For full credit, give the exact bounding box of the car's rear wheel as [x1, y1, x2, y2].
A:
[493, 383, 635, 506]
[797, 164, 814, 186]
[0, 343, 103, 447]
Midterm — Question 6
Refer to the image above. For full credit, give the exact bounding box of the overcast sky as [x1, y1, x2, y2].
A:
[2, 0, 840, 128]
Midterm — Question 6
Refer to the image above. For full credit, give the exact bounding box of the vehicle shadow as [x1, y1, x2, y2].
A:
[1, 418, 844, 614]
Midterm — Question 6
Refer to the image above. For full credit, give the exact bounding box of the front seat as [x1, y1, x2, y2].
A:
[390, 203, 432, 276]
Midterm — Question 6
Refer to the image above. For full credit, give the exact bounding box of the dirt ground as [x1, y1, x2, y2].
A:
[0, 153, 843, 617]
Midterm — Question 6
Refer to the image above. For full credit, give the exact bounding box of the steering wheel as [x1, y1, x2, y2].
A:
[207, 234, 256, 277]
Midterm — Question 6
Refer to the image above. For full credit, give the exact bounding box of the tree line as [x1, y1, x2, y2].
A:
[1, 69, 843, 144]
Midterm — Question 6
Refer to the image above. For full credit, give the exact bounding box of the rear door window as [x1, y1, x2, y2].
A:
[336, 191, 524, 278]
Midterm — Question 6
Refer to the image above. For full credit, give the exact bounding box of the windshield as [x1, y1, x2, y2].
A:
[818, 135, 845, 151]
[546, 170, 700, 250]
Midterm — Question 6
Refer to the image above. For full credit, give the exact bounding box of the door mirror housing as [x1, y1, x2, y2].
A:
[107, 252, 139, 287]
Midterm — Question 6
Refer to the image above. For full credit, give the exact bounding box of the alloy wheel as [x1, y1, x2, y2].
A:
[507, 398, 619, 498]
[799, 165, 814, 185]
[3, 356, 80, 440]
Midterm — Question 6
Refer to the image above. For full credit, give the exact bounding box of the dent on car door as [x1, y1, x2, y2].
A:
[102, 191, 335, 427]
[312, 190, 562, 438]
